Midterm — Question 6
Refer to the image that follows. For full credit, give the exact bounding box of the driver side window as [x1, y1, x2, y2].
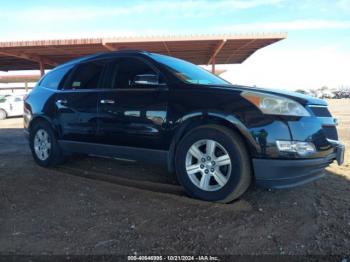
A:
[14, 96, 23, 102]
[108, 57, 164, 89]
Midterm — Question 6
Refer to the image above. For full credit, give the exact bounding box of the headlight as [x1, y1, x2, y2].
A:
[241, 91, 310, 116]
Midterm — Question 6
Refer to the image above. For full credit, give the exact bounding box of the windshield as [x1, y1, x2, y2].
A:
[150, 53, 230, 85]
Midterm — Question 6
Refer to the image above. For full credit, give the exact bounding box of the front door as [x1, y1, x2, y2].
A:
[9, 95, 24, 116]
[97, 57, 168, 150]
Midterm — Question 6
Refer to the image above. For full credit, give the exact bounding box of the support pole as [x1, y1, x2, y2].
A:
[25, 82, 28, 92]
[39, 61, 45, 77]
[211, 56, 216, 74]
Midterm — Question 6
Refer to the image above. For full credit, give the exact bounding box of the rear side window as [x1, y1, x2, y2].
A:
[14, 96, 23, 102]
[40, 65, 73, 90]
[65, 60, 105, 90]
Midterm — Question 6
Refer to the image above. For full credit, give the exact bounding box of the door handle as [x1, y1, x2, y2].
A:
[100, 99, 115, 104]
[56, 99, 67, 104]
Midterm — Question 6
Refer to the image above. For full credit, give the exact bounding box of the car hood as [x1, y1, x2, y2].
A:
[206, 84, 327, 106]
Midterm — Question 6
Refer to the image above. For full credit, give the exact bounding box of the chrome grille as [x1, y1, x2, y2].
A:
[323, 126, 338, 140]
[309, 105, 332, 117]
[307, 105, 338, 141]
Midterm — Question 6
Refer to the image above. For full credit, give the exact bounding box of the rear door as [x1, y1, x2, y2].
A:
[97, 56, 169, 150]
[54, 60, 106, 143]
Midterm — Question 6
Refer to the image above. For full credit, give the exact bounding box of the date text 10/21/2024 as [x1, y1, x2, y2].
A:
[127, 255, 220, 261]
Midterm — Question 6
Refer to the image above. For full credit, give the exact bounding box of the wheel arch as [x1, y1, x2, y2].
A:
[167, 112, 259, 173]
[0, 107, 7, 113]
[0, 107, 9, 120]
[28, 115, 59, 137]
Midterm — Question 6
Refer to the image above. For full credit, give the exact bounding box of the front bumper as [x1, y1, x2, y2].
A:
[254, 144, 345, 189]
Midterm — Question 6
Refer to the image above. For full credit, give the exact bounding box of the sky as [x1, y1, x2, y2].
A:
[0, 0, 350, 90]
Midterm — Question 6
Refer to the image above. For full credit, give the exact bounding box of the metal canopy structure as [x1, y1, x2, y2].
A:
[0, 74, 40, 83]
[0, 33, 286, 75]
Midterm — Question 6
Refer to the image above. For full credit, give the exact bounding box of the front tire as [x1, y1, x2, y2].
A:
[175, 125, 252, 203]
[0, 109, 7, 120]
[29, 121, 64, 167]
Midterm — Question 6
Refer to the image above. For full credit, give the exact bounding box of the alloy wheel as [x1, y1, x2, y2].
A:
[34, 129, 52, 161]
[185, 139, 232, 191]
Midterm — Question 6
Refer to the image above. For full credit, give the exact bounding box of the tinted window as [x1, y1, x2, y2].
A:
[150, 53, 229, 85]
[14, 97, 23, 102]
[107, 57, 162, 89]
[40, 65, 73, 89]
[0, 95, 10, 102]
[65, 60, 105, 90]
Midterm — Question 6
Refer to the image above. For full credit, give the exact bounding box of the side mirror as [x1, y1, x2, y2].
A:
[132, 74, 159, 86]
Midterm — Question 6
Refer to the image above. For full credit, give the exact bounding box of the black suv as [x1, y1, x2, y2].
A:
[24, 51, 345, 203]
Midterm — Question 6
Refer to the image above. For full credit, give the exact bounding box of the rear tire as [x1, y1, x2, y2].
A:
[175, 125, 251, 203]
[0, 109, 7, 120]
[29, 121, 65, 167]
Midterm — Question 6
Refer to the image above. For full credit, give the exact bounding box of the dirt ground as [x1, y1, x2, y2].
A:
[0, 99, 349, 257]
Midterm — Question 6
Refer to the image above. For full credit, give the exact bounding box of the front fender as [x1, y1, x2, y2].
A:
[174, 110, 261, 152]
[166, 111, 261, 172]
[208, 112, 260, 153]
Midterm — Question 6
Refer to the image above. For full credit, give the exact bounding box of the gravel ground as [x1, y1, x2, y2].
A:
[0, 99, 349, 257]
